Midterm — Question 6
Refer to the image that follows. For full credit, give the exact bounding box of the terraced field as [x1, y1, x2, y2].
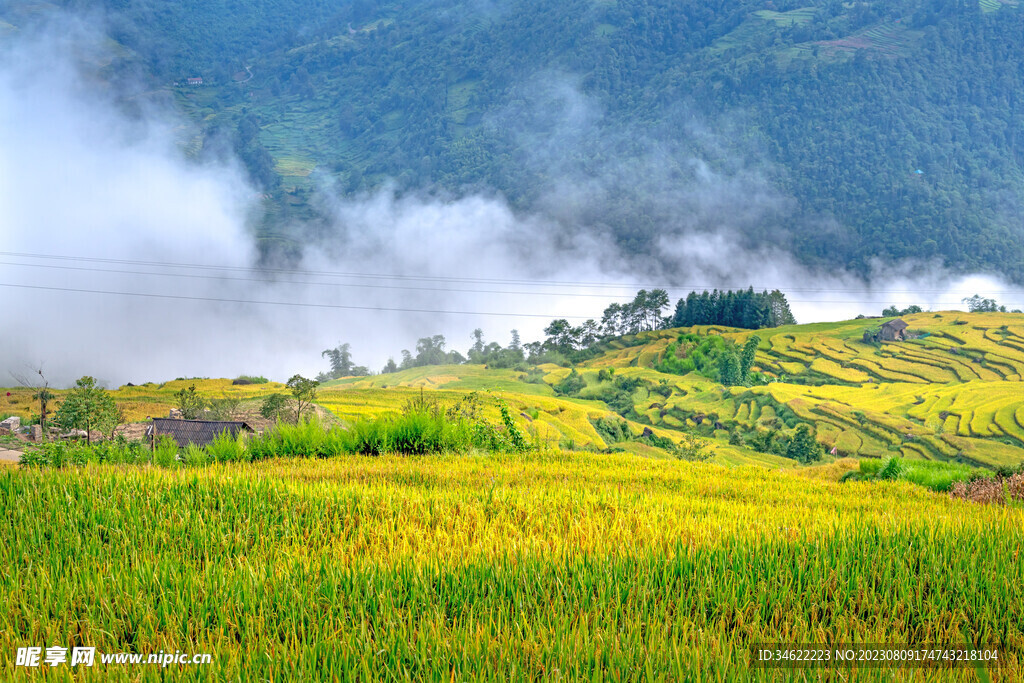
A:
[575, 312, 1024, 469]
[3, 311, 1023, 471]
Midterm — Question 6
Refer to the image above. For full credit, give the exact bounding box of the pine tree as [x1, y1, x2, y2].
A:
[720, 349, 741, 386]
[740, 335, 761, 382]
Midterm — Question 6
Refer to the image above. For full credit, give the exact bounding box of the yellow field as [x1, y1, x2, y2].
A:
[2, 454, 1022, 680]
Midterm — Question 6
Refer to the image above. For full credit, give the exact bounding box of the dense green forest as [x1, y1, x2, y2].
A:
[8, 0, 1024, 279]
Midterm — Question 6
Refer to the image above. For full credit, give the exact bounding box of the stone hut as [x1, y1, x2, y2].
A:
[878, 319, 909, 342]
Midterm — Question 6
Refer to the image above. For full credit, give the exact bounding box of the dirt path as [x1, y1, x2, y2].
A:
[0, 448, 22, 465]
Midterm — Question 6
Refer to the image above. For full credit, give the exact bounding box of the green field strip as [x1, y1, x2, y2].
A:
[848, 358, 927, 383]
[735, 401, 750, 422]
[778, 361, 808, 375]
[764, 344, 816, 364]
[834, 430, 863, 455]
[766, 334, 817, 362]
[956, 410, 973, 437]
[965, 358, 1011, 381]
[941, 413, 960, 435]
[661, 415, 684, 428]
[982, 327, 1024, 358]
[956, 437, 1024, 469]
[980, 352, 1024, 378]
[818, 337, 857, 358]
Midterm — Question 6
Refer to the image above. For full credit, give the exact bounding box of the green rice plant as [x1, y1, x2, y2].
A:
[0, 454, 1021, 681]
[878, 456, 905, 480]
[206, 430, 247, 463]
[182, 442, 209, 467]
[152, 435, 179, 467]
[856, 457, 992, 492]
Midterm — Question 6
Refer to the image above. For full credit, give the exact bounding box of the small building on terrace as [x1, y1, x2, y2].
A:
[878, 318, 909, 342]
[147, 418, 254, 448]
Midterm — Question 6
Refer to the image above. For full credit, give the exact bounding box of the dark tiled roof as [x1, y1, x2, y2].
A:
[150, 419, 254, 448]
[881, 319, 908, 331]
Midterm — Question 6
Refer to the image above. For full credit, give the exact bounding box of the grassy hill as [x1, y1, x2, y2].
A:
[5, 311, 1024, 473]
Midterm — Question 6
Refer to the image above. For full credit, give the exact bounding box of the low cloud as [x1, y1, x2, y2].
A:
[1, 18, 1020, 388]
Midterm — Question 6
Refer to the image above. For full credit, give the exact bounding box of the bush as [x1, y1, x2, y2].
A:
[259, 393, 290, 421]
[206, 430, 247, 463]
[553, 369, 586, 397]
[153, 435, 179, 467]
[182, 443, 208, 467]
[878, 457, 904, 480]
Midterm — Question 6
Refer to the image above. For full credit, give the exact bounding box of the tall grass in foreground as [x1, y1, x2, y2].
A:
[0, 456, 1022, 681]
[19, 402, 533, 469]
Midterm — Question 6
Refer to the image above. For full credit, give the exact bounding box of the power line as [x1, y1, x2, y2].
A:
[0, 260, 636, 299]
[2, 280, 1021, 312]
[3, 250, 1021, 295]
[0, 250, 637, 290]
[0, 282, 594, 319]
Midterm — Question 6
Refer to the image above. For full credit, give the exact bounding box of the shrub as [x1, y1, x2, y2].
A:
[878, 457, 904, 481]
[153, 435, 180, 467]
[259, 393, 290, 421]
[206, 430, 247, 463]
[182, 443, 208, 467]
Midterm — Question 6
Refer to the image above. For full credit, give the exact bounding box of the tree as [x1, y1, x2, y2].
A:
[10, 366, 53, 438]
[646, 288, 670, 329]
[787, 424, 824, 464]
[175, 384, 206, 419]
[740, 335, 761, 382]
[766, 290, 796, 327]
[962, 294, 998, 312]
[469, 328, 485, 361]
[259, 393, 289, 421]
[54, 376, 117, 445]
[719, 350, 741, 386]
[321, 342, 354, 379]
[286, 375, 319, 423]
[381, 357, 399, 374]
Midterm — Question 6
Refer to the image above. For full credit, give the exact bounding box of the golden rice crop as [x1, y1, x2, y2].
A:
[809, 358, 872, 384]
[0, 454, 1021, 681]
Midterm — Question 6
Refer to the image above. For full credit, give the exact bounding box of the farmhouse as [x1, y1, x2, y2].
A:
[148, 418, 253, 448]
[878, 318, 909, 342]
[186, 77, 204, 86]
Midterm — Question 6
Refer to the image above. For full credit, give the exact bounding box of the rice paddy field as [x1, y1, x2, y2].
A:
[570, 312, 1024, 470]
[1, 453, 1022, 681]
[3, 312, 1024, 678]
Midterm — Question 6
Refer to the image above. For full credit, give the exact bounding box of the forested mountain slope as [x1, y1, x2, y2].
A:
[7, 0, 1024, 279]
